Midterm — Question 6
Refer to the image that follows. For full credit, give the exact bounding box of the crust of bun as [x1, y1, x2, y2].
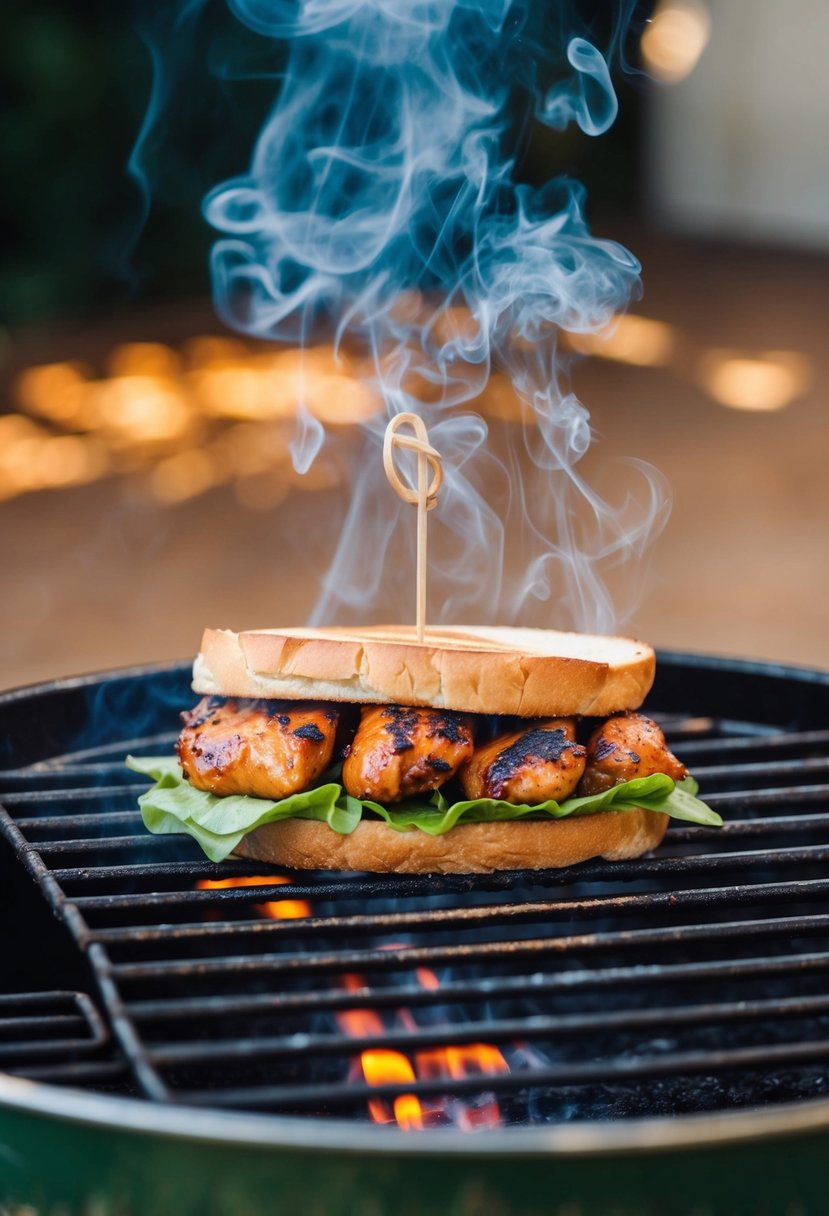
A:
[193, 625, 655, 718]
[232, 809, 669, 874]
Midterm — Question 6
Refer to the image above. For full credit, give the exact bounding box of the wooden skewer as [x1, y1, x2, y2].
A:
[383, 413, 443, 643]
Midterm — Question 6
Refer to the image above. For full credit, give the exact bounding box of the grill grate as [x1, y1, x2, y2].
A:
[0, 990, 129, 1087]
[1, 655, 829, 1127]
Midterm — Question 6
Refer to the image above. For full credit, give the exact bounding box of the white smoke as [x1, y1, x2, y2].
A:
[203, 0, 668, 632]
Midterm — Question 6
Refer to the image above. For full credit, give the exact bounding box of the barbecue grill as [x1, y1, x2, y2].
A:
[1, 652, 829, 1215]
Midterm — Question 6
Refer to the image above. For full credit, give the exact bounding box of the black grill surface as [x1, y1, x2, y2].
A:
[1, 653, 829, 1128]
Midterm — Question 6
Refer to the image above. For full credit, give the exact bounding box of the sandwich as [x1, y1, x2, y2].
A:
[127, 626, 720, 872]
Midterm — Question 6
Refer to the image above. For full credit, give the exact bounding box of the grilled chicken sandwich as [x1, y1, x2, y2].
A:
[128, 626, 720, 872]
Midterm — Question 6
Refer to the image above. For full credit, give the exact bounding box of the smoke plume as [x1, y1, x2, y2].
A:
[174, 1, 669, 630]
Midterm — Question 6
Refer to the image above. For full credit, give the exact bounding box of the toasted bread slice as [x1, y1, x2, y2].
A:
[192, 625, 655, 718]
[233, 809, 669, 873]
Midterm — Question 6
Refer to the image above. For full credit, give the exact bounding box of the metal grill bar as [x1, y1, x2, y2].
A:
[706, 784, 829, 803]
[0, 992, 107, 1042]
[26, 732, 177, 769]
[704, 784, 829, 807]
[16, 811, 144, 831]
[123, 948, 829, 1023]
[85, 941, 171, 1102]
[104, 913, 829, 983]
[35, 835, 180, 855]
[53, 841, 829, 892]
[9, 1059, 133, 1085]
[146, 991, 829, 1068]
[658, 716, 776, 739]
[84, 876, 829, 946]
[0, 768, 149, 791]
[0, 785, 150, 805]
[0, 991, 111, 1069]
[664, 814, 829, 841]
[64, 842, 829, 913]
[0, 1014, 87, 1034]
[0, 1038, 109, 1062]
[178, 1039, 829, 1111]
[668, 728, 829, 758]
[686, 757, 829, 781]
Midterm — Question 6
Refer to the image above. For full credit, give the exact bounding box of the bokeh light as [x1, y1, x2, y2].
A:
[641, 0, 712, 84]
[698, 350, 812, 412]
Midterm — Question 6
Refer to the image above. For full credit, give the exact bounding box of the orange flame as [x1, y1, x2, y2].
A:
[336, 968, 507, 1130]
[193, 888, 505, 1128]
[416, 1043, 509, 1080]
[415, 966, 441, 991]
[412, 967, 508, 1127]
[415, 1043, 507, 1130]
[336, 976, 425, 1128]
[196, 874, 311, 919]
[361, 1051, 423, 1129]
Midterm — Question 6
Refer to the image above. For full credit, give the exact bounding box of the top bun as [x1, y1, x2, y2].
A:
[192, 626, 655, 718]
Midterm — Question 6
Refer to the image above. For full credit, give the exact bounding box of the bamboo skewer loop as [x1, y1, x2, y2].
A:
[383, 413, 443, 643]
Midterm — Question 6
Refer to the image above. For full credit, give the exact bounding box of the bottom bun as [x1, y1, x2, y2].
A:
[232, 809, 669, 874]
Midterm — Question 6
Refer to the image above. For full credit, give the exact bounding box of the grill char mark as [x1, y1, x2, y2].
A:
[380, 705, 470, 754]
[487, 728, 580, 791]
[381, 706, 418, 754]
[459, 718, 588, 803]
[292, 723, 326, 743]
[343, 705, 475, 802]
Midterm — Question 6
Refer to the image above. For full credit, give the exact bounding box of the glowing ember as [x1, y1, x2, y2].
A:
[195, 874, 310, 919]
[415, 1044, 507, 1131]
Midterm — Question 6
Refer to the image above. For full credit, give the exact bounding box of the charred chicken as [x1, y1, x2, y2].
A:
[177, 696, 339, 799]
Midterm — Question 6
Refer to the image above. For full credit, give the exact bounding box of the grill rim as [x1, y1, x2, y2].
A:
[5, 1072, 829, 1157]
[0, 658, 186, 710]
[3, 650, 829, 1154]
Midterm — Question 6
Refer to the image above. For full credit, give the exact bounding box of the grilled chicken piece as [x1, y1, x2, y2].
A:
[177, 696, 339, 799]
[342, 705, 475, 803]
[579, 711, 687, 796]
[459, 718, 586, 804]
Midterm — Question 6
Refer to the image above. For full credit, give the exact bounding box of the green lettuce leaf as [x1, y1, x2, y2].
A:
[360, 774, 720, 835]
[126, 755, 722, 864]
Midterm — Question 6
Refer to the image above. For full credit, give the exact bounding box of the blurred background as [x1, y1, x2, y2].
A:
[2, 0, 827, 690]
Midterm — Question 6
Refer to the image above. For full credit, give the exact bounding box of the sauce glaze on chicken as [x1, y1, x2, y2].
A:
[177, 697, 686, 806]
[342, 705, 475, 803]
[459, 718, 586, 803]
[178, 696, 339, 799]
[579, 710, 686, 796]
